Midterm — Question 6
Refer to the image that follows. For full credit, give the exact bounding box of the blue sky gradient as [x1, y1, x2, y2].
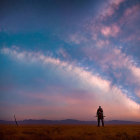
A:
[0, 0, 140, 121]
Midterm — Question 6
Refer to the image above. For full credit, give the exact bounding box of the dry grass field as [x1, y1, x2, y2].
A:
[0, 124, 140, 140]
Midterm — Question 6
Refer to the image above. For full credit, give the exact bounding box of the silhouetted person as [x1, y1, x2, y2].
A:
[97, 106, 104, 127]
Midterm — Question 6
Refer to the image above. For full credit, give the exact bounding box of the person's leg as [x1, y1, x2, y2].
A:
[102, 119, 104, 127]
[98, 118, 100, 127]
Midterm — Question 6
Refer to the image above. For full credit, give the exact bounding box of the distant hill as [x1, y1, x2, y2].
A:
[0, 119, 140, 125]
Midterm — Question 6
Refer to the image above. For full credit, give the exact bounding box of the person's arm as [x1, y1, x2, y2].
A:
[101, 108, 103, 112]
[101, 108, 103, 115]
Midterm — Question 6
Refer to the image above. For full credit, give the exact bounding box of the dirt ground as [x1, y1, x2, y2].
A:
[0, 124, 140, 140]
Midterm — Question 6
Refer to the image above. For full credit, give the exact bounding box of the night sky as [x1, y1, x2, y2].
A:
[0, 0, 140, 121]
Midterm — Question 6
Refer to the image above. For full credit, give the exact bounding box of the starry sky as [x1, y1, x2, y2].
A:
[0, 0, 140, 121]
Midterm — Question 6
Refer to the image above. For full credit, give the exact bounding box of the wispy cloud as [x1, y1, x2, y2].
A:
[0, 0, 140, 121]
[135, 89, 140, 98]
[1, 47, 140, 120]
[67, 33, 87, 45]
[101, 24, 120, 37]
[123, 4, 140, 17]
[99, 0, 125, 19]
[119, 4, 140, 42]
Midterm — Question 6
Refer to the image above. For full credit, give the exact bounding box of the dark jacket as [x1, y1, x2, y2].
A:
[97, 107, 103, 118]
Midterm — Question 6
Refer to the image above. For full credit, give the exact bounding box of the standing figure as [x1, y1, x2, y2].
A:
[96, 106, 104, 127]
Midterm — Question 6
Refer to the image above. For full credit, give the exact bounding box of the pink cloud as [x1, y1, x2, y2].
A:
[68, 33, 87, 44]
[121, 33, 140, 42]
[57, 48, 71, 59]
[118, 4, 140, 42]
[113, 0, 125, 5]
[104, 6, 115, 17]
[124, 4, 140, 17]
[129, 66, 140, 84]
[1, 47, 140, 121]
[135, 89, 140, 98]
[96, 40, 110, 48]
[101, 24, 120, 37]
[99, 0, 125, 19]
[83, 47, 129, 69]
[101, 26, 111, 36]
[83, 43, 140, 90]
[1, 88, 140, 121]
[120, 4, 140, 27]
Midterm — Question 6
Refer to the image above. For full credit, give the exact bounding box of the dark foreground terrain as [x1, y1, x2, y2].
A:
[0, 124, 140, 140]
